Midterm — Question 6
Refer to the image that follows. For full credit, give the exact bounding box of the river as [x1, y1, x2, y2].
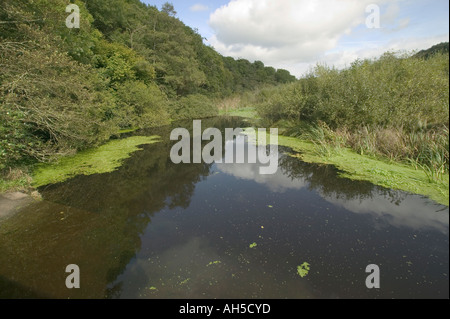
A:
[0, 117, 448, 299]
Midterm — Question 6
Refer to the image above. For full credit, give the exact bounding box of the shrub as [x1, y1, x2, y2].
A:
[170, 94, 218, 120]
[114, 80, 170, 129]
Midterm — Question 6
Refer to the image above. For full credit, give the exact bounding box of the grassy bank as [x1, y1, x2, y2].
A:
[237, 49, 449, 206]
[244, 128, 449, 206]
[0, 168, 33, 194]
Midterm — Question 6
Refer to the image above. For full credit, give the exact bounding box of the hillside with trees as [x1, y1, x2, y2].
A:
[0, 0, 295, 174]
[414, 42, 449, 59]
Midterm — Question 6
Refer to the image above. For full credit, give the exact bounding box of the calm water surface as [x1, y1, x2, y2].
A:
[0, 117, 448, 299]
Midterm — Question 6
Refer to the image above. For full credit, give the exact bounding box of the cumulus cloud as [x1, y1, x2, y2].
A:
[207, 0, 441, 76]
[209, 1, 378, 65]
[190, 3, 209, 12]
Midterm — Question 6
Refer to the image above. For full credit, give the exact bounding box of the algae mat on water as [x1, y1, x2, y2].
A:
[32, 136, 161, 187]
[243, 129, 449, 206]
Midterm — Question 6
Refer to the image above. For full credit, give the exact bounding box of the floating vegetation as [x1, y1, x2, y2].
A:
[249, 242, 257, 249]
[297, 262, 311, 278]
[207, 261, 222, 267]
[179, 278, 191, 285]
[32, 136, 161, 187]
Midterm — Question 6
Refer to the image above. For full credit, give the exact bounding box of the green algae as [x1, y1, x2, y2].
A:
[32, 136, 161, 187]
[206, 261, 222, 267]
[243, 129, 449, 206]
[297, 262, 310, 278]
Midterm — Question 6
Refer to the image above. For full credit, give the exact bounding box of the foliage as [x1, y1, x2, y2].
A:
[254, 50, 449, 178]
[170, 94, 218, 120]
[257, 52, 449, 130]
[0, 26, 118, 167]
[83, 0, 295, 97]
[414, 42, 449, 59]
[114, 81, 170, 129]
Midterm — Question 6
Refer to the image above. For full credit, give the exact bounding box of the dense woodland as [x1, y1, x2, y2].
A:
[0, 0, 295, 171]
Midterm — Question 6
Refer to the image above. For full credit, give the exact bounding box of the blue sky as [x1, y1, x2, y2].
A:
[141, 0, 449, 77]
[142, 0, 228, 38]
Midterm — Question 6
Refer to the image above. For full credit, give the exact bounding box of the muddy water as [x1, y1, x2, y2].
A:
[0, 117, 448, 299]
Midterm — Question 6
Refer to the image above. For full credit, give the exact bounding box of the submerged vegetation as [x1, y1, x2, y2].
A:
[243, 124, 448, 206]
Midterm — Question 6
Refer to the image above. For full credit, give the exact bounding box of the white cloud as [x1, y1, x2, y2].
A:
[217, 160, 307, 193]
[206, 0, 447, 77]
[321, 33, 450, 71]
[190, 3, 209, 12]
[208, 0, 381, 73]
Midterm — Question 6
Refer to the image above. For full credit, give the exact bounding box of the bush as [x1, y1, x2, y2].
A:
[170, 94, 218, 120]
[114, 80, 170, 129]
[255, 51, 449, 131]
[0, 29, 119, 167]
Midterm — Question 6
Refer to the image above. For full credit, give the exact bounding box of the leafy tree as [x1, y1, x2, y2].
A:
[161, 2, 177, 17]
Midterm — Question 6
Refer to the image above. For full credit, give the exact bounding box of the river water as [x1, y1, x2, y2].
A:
[0, 117, 448, 299]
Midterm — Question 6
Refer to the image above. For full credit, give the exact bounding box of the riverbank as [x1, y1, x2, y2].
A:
[32, 135, 161, 188]
[244, 128, 449, 206]
[1, 115, 448, 207]
[226, 108, 449, 206]
[0, 192, 36, 220]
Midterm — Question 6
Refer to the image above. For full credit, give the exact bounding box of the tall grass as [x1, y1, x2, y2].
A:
[349, 125, 448, 181]
[280, 120, 449, 181]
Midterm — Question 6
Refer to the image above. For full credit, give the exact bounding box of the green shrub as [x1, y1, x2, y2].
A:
[256, 52, 449, 131]
[170, 94, 218, 120]
[114, 80, 170, 129]
[0, 29, 119, 167]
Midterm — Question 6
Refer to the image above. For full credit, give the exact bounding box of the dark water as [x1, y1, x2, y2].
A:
[0, 117, 448, 299]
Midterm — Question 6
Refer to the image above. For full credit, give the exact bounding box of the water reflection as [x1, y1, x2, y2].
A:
[220, 149, 449, 234]
[0, 117, 448, 299]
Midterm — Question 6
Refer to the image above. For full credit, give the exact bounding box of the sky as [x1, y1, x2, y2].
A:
[141, 0, 449, 78]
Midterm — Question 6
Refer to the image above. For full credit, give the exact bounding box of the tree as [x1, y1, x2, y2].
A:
[161, 2, 176, 17]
